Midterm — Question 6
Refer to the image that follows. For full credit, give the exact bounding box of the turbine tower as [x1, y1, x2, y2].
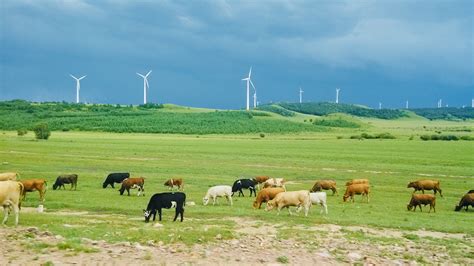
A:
[137, 70, 152, 104]
[379, 102, 382, 110]
[438, 99, 442, 108]
[70, 74, 86, 104]
[242, 67, 256, 110]
[472, 99, 474, 108]
[299, 87, 304, 103]
[406, 100, 409, 109]
[253, 87, 257, 108]
[336, 88, 340, 104]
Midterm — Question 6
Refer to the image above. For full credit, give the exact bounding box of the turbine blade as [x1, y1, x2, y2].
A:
[242, 78, 249, 81]
[145, 79, 149, 88]
[249, 67, 252, 78]
[249, 79, 256, 91]
[137, 73, 145, 78]
[70, 74, 78, 80]
[78, 75, 86, 80]
[146, 70, 152, 77]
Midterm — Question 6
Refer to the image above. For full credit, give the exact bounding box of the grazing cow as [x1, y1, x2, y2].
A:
[455, 192, 474, 212]
[164, 178, 184, 191]
[232, 179, 256, 197]
[407, 194, 436, 213]
[203, 185, 233, 206]
[144, 192, 186, 222]
[407, 180, 443, 197]
[467, 189, 474, 194]
[262, 178, 286, 191]
[0, 172, 19, 181]
[310, 180, 338, 196]
[119, 177, 145, 196]
[253, 187, 285, 209]
[52, 174, 78, 190]
[0, 181, 24, 226]
[253, 176, 270, 190]
[103, 173, 129, 188]
[345, 179, 369, 186]
[20, 179, 47, 202]
[265, 190, 311, 216]
[310, 192, 328, 214]
[343, 184, 370, 203]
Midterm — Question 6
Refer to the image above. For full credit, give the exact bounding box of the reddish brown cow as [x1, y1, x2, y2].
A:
[253, 176, 270, 190]
[253, 187, 285, 209]
[311, 180, 338, 196]
[345, 179, 369, 186]
[119, 177, 145, 196]
[407, 180, 443, 197]
[343, 184, 370, 203]
[407, 194, 436, 213]
[164, 178, 184, 191]
[20, 179, 47, 202]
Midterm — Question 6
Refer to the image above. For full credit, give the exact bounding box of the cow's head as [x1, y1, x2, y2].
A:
[265, 200, 275, 211]
[407, 182, 415, 188]
[143, 209, 152, 222]
[252, 200, 258, 209]
[202, 197, 209, 206]
[102, 183, 108, 189]
[454, 205, 462, 212]
[52, 183, 59, 190]
[407, 204, 414, 211]
[342, 195, 349, 202]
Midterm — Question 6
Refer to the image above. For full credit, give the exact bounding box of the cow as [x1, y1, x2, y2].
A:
[310, 192, 328, 214]
[455, 192, 474, 212]
[52, 174, 78, 190]
[407, 180, 443, 197]
[345, 179, 369, 186]
[119, 177, 145, 196]
[203, 185, 233, 206]
[164, 178, 184, 191]
[262, 178, 286, 191]
[0, 172, 19, 181]
[407, 194, 436, 213]
[232, 179, 256, 197]
[0, 181, 24, 226]
[310, 180, 338, 196]
[20, 179, 47, 202]
[103, 173, 130, 188]
[144, 192, 186, 222]
[253, 187, 285, 209]
[252, 176, 270, 190]
[343, 184, 370, 203]
[265, 190, 311, 216]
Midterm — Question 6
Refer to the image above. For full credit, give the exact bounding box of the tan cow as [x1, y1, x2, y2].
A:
[0, 181, 24, 226]
[20, 179, 47, 202]
[345, 179, 369, 186]
[262, 178, 286, 191]
[0, 172, 19, 181]
[265, 190, 311, 216]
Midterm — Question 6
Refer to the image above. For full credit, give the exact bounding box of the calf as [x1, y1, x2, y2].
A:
[164, 178, 184, 191]
[53, 174, 78, 190]
[103, 173, 129, 188]
[203, 185, 233, 206]
[119, 177, 145, 196]
[343, 184, 370, 203]
[345, 179, 369, 186]
[310, 192, 328, 214]
[144, 192, 186, 222]
[232, 179, 256, 197]
[0, 172, 19, 181]
[0, 181, 24, 226]
[20, 179, 47, 202]
[455, 192, 474, 212]
[407, 194, 436, 213]
[311, 180, 338, 196]
[407, 180, 443, 197]
[253, 187, 285, 209]
[265, 190, 311, 216]
[262, 178, 286, 191]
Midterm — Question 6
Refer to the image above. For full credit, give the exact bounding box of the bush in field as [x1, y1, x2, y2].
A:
[33, 123, 51, 140]
[351, 132, 396, 140]
[420, 134, 471, 141]
[17, 129, 27, 136]
[313, 118, 360, 128]
[375, 132, 396, 139]
[256, 105, 295, 117]
[260, 133, 265, 138]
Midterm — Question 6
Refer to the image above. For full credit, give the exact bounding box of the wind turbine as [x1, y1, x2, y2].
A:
[336, 88, 340, 104]
[379, 102, 382, 110]
[242, 67, 256, 110]
[299, 87, 304, 103]
[137, 70, 152, 104]
[472, 99, 474, 108]
[70, 74, 86, 104]
[406, 100, 409, 109]
[438, 99, 442, 108]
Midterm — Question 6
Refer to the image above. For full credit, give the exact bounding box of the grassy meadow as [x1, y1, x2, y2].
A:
[1, 115, 473, 249]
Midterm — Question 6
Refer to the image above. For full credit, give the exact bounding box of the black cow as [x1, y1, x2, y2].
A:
[103, 173, 130, 188]
[53, 174, 78, 190]
[143, 192, 186, 222]
[232, 179, 256, 197]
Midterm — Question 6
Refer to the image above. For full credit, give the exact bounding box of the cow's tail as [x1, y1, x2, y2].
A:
[18, 182, 25, 210]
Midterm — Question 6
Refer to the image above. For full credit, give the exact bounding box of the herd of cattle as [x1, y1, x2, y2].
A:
[0, 171, 473, 225]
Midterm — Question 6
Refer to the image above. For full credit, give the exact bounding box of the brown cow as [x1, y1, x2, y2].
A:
[345, 179, 369, 186]
[455, 192, 474, 212]
[119, 177, 145, 196]
[253, 176, 270, 190]
[0, 172, 19, 181]
[407, 180, 443, 197]
[343, 184, 370, 203]
[311, 180, 338, 196]
[253, 187, 285, 209]
[407, 194, 436, 213]
[164, 178, 184, 191]
[20, 179, 47, 202]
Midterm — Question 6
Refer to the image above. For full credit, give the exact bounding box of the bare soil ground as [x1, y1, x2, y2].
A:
[1, 214, 472, 266]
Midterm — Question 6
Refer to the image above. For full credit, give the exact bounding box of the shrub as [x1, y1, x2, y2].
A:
[375, 132, 396, 139]
[259, 133, 265, 138]
[420, 135, 431, 141]
[313, 118, 360, 128]
[17, 129, 28, 136]
[33, 123, 51, 140]
[460, 135, 474, 141]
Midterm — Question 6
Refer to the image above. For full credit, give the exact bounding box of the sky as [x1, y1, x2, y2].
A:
[0, 0, 473, 109]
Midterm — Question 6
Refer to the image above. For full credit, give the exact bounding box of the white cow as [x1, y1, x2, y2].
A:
[0, 181, 24, 226]
[203, 185, 233, 206]
[309, 192, 328, 214]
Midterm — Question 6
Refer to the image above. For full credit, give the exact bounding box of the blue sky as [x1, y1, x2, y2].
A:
[1, 0, 473, 109]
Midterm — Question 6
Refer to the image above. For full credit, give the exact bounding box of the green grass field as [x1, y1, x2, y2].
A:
[1, 116, 473, 250]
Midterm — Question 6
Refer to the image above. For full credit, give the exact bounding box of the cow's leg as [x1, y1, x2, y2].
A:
[2, 206, 8, 224]
[239, 189, 243, 197]
[419, 205, 423, 212]
[287, 206, 293, 216]
[127, 188, 130, 196]
[439, 189, 443, 198]
[13, 204, 19, 226]
[367, 193, 370, 203]
[228, 196, 233, 206]
[212, 196, 216, 206]
[323, 203, 328, 214]
[111, 183, 115, 189]
[158, 209, 162, 221]
[180, 208, 184, 222]
[152, 210, 157, 221]
[173, 209, 179, 221]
